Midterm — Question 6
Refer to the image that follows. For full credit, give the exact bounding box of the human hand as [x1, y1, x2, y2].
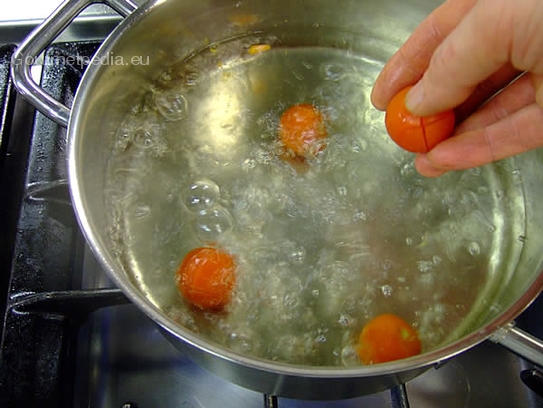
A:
[371, 0, 543, 177]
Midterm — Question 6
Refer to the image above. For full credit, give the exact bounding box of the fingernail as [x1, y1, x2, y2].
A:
[406, 84, 424, 113]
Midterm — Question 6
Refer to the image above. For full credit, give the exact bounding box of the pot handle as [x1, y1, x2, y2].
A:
[10, 0, 138, 127]
[490, 322, 543, 367]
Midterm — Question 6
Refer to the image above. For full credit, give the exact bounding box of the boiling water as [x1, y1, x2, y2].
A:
[106, 35, 526, 366]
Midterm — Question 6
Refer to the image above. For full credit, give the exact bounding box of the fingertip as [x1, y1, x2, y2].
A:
[370, 83, 388, 111]
[414, 154, 448, 178]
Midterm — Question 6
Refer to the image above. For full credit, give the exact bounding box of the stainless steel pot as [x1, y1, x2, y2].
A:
[12, 0, 543, 400]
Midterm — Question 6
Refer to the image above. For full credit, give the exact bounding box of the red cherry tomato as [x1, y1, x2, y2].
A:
[385, 86, 455, 153]
[279, 103, 327, 158]
[357, 313, 422, 364]
[175, 247, 236, 311]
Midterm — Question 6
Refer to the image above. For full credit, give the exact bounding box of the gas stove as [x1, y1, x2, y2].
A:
[1, 2, 543, 407]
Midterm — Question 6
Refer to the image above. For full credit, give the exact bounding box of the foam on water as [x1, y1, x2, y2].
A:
[104, 35, 526, 366]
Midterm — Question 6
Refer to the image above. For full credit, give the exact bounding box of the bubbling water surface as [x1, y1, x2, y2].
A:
[105, 35, 526, 366]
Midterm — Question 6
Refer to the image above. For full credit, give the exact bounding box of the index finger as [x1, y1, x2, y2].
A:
[405, 0, 543, 116]
[371, 0, 477, 111]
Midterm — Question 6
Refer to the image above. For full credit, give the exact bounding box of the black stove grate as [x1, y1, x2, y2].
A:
[0, 41, 122, 408]
[0, 45, 16, 176]
[0, 44, 19, 325]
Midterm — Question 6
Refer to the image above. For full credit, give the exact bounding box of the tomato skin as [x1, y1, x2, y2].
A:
[385, 86, 455, 153]
[279, 104, 327, 158]
[176, 247, 236, 310]
[357, 313, 421, 364]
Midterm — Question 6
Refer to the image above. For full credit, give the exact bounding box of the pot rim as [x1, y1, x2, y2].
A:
[67, 0, 543, 378]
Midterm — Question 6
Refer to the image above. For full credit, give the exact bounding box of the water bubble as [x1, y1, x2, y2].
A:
[154, 88, 188, 121]
[242, 158, 257, 170]
[315, 334, 327, 343]
[116, 114, 167, 157]
[227, 326, 259, 354]
[338, 313, 354, 327]
[467, 241, 481, 256]
[460, 190, 478, 206]
[134, 130, 154, 148]
[288, 246, 306, 264]
[411, 186, 423, 199]
[182, 179, 220, 213]
[381, 259, 393, 271]
[473, 210, 496, 232]
[336, 186, 347, 196]
[417, 260, 434, 273]
[255, 147, 274, 165]
[133, 204, 151, 219]
[353, 210, 367, 222]
[419, 273, 435, 286]
[274, 334, 314, 362]
[317, 261, 358, 316]
[381, 284, 393, 297]
[340, 343, 359, 366]
[468, 167, 482, 177]
[184, 71, 199, 87]
[320, 62, 344, 81]
[291, 69, 304, 81]
[131, 122, 167, 156]
[351, 138, 368, 153]
[158, 71, 173, 85]
[301, 60, 313, 70]
[115, 125, 133, 151]
[193, 206, 234, 242]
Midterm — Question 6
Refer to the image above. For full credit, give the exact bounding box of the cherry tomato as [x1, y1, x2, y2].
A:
[279, 103, 327, 158]
[385, 86, 455, 153]
[175, 247, 236, 311]
[357, 313, 421, 364]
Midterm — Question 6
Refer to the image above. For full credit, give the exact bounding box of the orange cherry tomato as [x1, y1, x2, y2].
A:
[357, 313, 421, 364]
[279, 103, 327, 158]
[175, 247, 236, 311]
[385, 86, 455, 153]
